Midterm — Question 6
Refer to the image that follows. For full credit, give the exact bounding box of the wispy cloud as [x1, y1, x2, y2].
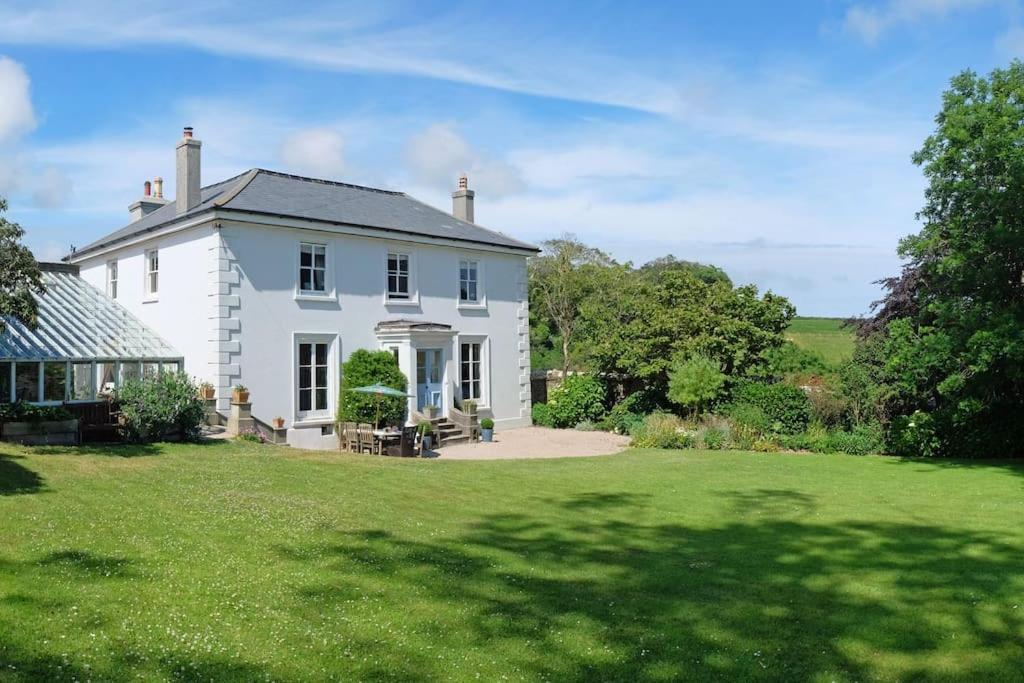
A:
[842, 0, 1000, 44]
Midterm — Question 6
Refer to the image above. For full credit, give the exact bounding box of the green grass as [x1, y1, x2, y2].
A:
[2, 441, 1024, 681]
[786, 316, 856, 365]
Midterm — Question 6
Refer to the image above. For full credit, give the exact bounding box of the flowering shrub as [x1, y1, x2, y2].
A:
[546, 374, 606, 428]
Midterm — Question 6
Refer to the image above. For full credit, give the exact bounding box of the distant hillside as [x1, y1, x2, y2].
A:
[785, 317, 855, 366]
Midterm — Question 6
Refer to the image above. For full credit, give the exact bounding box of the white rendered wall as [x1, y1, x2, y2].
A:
[219, 220, 531, 446]
[77, 224, 217, 385]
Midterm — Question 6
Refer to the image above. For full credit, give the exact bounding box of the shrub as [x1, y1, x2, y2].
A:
[338, 350, 407, 427]
[575, 420, 597, 431]
[118, 372, 205, 443]
[760, 341, 828, 377]
[724, 402, 771, 434]
[820, 424, 883, 456]
[604, 389, 661, 434]
[546, 374, 606, 428]
[887, 410, 942, 457]
[730, 381, 811, 435]
[807, 388, 849, 429]
[701, 426, 727, 450]
[630, 413, 689, 449]
[417, 421, 434, 436]
[667, 354, 726, 414]
[236, 427, 267, 444]
[0, 402, 73, 424]
[480, 417, 495, 430]
[531, 402, 555, 427]
[752, 438, 780, 453]
[730, 422, 760, 450]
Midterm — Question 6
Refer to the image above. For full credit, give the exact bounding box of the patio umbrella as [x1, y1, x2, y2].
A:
[348, 384, 413, 428]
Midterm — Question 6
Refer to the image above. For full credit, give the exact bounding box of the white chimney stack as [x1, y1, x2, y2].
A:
[176, 126, 202, 214]
[451, 173, 474, 223]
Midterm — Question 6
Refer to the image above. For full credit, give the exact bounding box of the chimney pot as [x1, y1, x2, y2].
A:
[183, 126, 194, 139]
[153, 177, 163, 199]
[144, 180, 151, 197]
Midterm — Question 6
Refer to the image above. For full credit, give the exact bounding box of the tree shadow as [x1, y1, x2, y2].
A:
[885, 455, 1024, 479]
[277, 489, 1024, 680]
[0, 454, 44, 495]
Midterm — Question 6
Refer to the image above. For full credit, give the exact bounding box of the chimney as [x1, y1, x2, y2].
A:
[176, 126, 202, 214]
[128, 178, 170, 222]
[452, 173, 475, 223]
[153, 176, 164, 199]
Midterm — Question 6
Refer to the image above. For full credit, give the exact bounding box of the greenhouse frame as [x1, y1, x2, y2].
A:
[0, 263, 182, 406]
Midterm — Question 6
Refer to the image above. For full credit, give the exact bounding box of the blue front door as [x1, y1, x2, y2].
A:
[416, 348, 443, 411]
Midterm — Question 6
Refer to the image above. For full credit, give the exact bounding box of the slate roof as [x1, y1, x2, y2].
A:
[0, 265, 180, 361]
[70, 169, 539, 259]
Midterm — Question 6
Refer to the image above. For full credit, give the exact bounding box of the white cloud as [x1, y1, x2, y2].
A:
[279, 127, 346, 179]
[842, 0, 997, 44]
[405, 123, 523, 197]
[0, 56, 35, 144]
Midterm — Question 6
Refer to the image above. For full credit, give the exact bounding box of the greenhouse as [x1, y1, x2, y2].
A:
[0, 263, 182, 405]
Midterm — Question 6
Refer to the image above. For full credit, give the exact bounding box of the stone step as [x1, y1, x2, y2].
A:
[438, 433, 470, 447]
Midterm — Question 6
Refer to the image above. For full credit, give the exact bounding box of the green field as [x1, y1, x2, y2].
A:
[2, 441, 1024, 681]
[786, 316, 856, 365]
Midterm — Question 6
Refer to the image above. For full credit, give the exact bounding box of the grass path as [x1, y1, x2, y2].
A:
[2, 441, 1023, 681]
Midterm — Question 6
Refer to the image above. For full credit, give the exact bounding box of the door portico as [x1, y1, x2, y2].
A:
[375, 319, 457, 422]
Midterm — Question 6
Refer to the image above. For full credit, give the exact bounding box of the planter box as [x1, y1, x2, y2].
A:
[2, 419, 80, 446]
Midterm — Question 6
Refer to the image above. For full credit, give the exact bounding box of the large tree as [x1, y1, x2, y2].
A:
[528, 235, 614, 375]
[860, 62, 1024, 456]
[0, 198, 44, 334]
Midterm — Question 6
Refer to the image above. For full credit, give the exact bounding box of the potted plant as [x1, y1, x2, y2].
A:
[232, 384, 249, 403]
[199, 382, 215, 400]
[272, 416, 285, 429]
[462, 399, 478, 416]
[418, 421, 434, 451]
[423, 404, 438, 420]
[480, 417, 494, 442]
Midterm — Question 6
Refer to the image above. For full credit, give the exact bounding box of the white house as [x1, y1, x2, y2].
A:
[66, 128, 538, 449]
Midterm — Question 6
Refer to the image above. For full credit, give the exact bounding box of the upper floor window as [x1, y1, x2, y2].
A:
[459, 260, 479, 303]
[299, 243, 327, 294]
[145, 249, 159, 297]
[387, 252, 410, 300]
[106, 260, 118, 299]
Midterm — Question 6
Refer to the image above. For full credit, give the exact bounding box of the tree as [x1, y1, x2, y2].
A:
[0, 198, 44, 334]
[667, 354, 726, 415]
[528, 234, 615, 375]
[638, 255, 732, 286]
[857, 62, 1024, 456]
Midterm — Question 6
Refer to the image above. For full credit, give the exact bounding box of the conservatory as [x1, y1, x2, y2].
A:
[0, 263, 182, 405]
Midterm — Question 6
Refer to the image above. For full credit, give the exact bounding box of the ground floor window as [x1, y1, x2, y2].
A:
[71, 363, 93, 401]
[15, 363, 37, 402]
[0, 362, 10, 403]
[43, 362, 66, 402]
[460, 341, 482, 402]
[297, 338, 331, 418]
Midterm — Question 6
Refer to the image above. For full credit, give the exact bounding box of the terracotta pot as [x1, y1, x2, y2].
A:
[201, 387, 215, 400]
[232, 390, 250, 403]
[272, 417, 285, 429]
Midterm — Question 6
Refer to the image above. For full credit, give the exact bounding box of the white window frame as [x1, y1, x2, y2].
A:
[106, 260, 118, 299]
[293, 333, 337, 423]
[458, 336, 490, 408]
[457, 257, 486, 309]
[295, 241, 334, 301]
[384, 250, 418, 305]
[144, 248, 159, 301]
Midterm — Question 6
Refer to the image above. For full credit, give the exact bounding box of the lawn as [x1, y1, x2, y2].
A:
[786, 317, 856, 365]
[2, 441, 1023, 681]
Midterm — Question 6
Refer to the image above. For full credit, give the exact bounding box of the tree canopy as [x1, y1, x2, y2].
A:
[0, 198, 44, 334]
[857, 62, 1024, 456]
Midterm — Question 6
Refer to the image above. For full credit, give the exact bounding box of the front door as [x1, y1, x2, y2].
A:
[416, 348, 443, 411]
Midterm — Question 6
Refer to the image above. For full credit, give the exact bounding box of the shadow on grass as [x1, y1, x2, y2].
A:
[0, 454, 44, 495]
[886, 455, 1024, 479]
[278, 489, 1024, 680]
[30, 439, 228, 458]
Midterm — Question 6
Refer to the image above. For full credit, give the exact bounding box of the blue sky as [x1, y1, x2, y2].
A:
[0, 0, 1020, 315]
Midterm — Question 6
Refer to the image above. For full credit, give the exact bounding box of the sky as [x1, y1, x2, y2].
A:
[0, 0, 1019, 316]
